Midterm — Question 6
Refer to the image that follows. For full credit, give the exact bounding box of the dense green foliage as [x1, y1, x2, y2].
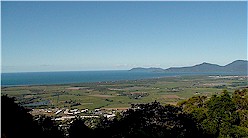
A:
[2, 89, 248, 138]
[93, 101, 203, 138]
[1, 95, 64, 138]
[68, 117, 92, 138]
[178, 89, 248, 138]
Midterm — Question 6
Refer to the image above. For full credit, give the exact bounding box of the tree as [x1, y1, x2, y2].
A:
[36, 115, 65, 138]
[1, 95, 65, 138]
[94, 101, 204, 138]
[233, 89, 248, 110]
[202, 90, 240, 137]
[232, 89, 248, 135]
[1, 95, 42, 138]
[178, 96, 208, 123]
[179, 90, 248, 138]
[68, 117, 92, 138]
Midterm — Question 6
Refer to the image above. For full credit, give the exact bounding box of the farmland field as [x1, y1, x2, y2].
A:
[1, 75, 247, 110]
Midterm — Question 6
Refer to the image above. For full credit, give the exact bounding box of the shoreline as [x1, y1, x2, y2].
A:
[2, 74, 247, 87]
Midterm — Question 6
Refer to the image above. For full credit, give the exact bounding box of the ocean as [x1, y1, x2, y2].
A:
[1, 70, 245, 86]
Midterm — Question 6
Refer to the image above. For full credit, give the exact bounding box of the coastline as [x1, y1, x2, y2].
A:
[2, 70, 247, 87]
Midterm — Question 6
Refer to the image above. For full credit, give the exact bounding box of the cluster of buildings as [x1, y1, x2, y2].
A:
[30, 107, 126, 121]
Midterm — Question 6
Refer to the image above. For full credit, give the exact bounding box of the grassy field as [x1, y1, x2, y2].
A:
[1, 75, 247, 110]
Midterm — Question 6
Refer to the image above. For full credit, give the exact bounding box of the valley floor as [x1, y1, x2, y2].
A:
[1, 75, 247, 117]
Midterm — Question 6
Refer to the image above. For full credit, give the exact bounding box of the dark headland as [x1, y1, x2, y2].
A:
[129, 60, 248, 73]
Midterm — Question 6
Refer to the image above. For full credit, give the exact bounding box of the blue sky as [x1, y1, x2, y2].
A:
[2, 1, 247, 73]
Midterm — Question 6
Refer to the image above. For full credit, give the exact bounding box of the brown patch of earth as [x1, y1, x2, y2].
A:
[90, 94, 115, 98]
[163, 95, 180, 99]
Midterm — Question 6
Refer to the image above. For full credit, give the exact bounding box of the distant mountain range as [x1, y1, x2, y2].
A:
[129, 60, 248, 73]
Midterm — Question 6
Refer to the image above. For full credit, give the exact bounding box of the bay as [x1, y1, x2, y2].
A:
[1, 70, 245, 86]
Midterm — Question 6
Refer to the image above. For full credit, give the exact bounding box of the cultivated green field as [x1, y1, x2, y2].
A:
[1, 75, 247, 110]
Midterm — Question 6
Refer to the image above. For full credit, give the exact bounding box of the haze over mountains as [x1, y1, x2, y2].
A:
[130, 60, 248, 73]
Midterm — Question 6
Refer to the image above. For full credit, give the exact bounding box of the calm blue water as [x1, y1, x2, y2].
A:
[1, 70, 245, 86]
